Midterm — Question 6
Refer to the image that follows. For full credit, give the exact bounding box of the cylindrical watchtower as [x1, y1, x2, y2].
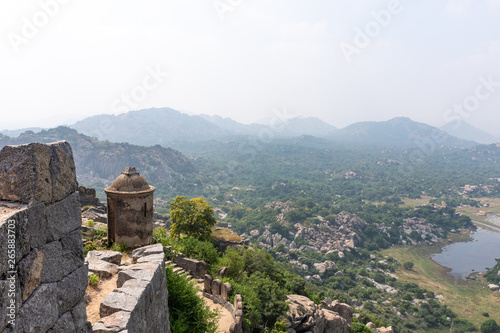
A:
[104, 167, 155, 247]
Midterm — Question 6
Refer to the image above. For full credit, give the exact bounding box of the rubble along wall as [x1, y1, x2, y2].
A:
[0, 141, 91, 333]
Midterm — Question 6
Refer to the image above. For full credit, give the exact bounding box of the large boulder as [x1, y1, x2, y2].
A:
[313, 261, 337, 274]
[488, 284, 500, 291]
[286, 295, 350, 333]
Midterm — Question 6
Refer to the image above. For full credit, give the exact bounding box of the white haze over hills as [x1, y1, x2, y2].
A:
[1, 1, 500, 134]
[1, 107, 498, 145]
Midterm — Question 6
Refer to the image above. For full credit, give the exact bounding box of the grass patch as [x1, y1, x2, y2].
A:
[211, 227, 242, 242]
[381, 235, 500, 328]
[401, 195, 434, 207]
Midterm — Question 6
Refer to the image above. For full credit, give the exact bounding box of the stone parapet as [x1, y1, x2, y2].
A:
[92, 244, 171, 333]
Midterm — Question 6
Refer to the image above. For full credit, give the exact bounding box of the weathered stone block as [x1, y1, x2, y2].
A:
[41, 241, 64, 283]
[0, 208, 30, 268]
[204, 274, 213, 293]
[18, 248, 44, 301]
[212, 279, 222, 296]
[136, 253, 165, 264]
[117, 269, 155, 288]
[0, 141, 77, 205]
[100, 292, 139, 317]
[27, 202, 46, 250]
[0, 280, 17, 331]
[87, 250, 122, 265]
[92, 310, 130, 333]
[57, 265, 88, 316]
[86, 257, 119, 279]
[71, 298, 92, 333]
[132, 243, 164, 260]
[45, 192, 82, 242]
[15, 283, 58, 333]
[222, 282, 232, 301]
[61, 230, 85, 276]
[47, 311, 76, 333]
[173, 256, 208, 278]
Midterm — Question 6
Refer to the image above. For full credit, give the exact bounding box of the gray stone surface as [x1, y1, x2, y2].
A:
[27, 202, 47, 250]
[41, 241, 64, 283]
[212, 279, 222, 296]
[97, 247, 170, 333]
[72, 298, 92, 332]
[0, 141, 78, 205]
[0, 141, 90, 333]
[57, 265, 88, 316]
[45, 192, 82, 242]
[61, 230, 85, 276]
[173, 256, 208, 278]
[87, 251, 122, 265]
[93, 311, 131, 333]
[18, 248, 44, 301]
[15, 283, 58, 333]
[136, 253, 165, 264]
[204, 274, 213, 293]
[86, 257, 119, 279]
[48, 311, 76, 333]
[132, 243, 164, 260]
[117, 269, 155, 288]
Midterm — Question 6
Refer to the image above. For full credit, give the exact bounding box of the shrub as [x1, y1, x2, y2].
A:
[111, 241, 130, 253]
[178, 236, 219, 267]
[403, 261, 414, 270]
[363, 301, 374, 311]
[166, 266, 218, 333]
[349, 317, 373, 333]
[481, 320, 500, 333]
[88, 273, 99, 288]
[87, 219, 95, 228]
[452, 318, 477, 332]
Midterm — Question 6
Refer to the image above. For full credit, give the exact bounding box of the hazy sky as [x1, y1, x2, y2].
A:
[1, 0, 500, 133]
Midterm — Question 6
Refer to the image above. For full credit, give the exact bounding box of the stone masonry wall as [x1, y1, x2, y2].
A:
[92, 244, 171, 333]
[0, 141, 91, 333]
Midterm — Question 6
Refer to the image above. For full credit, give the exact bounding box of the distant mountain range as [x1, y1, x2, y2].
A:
[329, 117, 476, 147]
[440, 120, 498, 144]
[2, 108, 490, 152]
[66, 107, 478, 149]
[0, 126, 196, 184]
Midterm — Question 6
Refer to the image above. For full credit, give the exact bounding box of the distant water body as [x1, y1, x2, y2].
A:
[430, 218, 500, 280]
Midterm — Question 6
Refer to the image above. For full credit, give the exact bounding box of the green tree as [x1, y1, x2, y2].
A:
[403, 261, 414, 270]
[170, 196, 217, 241]
[481, 320, 500, 333]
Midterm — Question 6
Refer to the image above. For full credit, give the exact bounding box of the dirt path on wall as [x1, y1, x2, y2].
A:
[196, 282, 235, 333]
[86, 275, 119, 324]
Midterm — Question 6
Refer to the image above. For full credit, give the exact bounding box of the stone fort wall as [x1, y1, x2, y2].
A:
[0, 141, 91, 332]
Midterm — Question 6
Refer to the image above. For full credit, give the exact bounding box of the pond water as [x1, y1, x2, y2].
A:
[430, 220, 500, 280]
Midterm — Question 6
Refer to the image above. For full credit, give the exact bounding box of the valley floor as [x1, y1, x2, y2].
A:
[381, 232, 500, 329]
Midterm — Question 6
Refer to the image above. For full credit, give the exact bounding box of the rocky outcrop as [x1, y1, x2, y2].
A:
[377, 217, 445, 245]
[0, 141, 91, 333]
[253, 210, 366, 255]
[0, 126, 197, 184]
[366, 322, 394, 333]
[286, 295, 351, 333]
[93, 244, 171, 333]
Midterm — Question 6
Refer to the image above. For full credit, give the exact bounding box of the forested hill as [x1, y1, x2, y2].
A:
[0, 126, 196, 184]
[69, 107, 475, 149]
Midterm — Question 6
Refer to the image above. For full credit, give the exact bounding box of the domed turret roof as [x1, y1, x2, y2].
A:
[105, 167, 154, 194]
